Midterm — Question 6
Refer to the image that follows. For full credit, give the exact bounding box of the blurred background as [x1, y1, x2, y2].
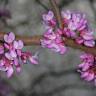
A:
[0, 0, 96, 96]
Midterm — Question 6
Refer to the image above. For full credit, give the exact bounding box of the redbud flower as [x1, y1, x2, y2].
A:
[42, 11, 56, 29]
[62, 10, 87, 31]
[0, 32, 39, 77]
[41, 28, 66, 54]
[61, 10, 95, 47]
[4, 32, 15, 43]
[76, 30, 95, 47]
[78, 53, 96, 84]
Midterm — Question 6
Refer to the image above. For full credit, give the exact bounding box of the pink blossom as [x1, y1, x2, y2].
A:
[63, 27, 77, 38]
[13, 40, 24, 49]
[0, 32, 39, 77]
[6, 66, 14, 78]
[61, 10, 95, 47]
[81, 71, 94, 81]
[41, 28, 67, 54]
[78, 53, 96, 83]
[61, 10, 71, 20]
[62, 10, 87, 31]
[43, 11, 54, 21]
[42, 11, 56, 28]
[21, 52, 38, 64]
[4, 32, 15, 43]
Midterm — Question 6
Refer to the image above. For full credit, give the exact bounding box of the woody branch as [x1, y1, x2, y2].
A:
[0, 0, 96, 55]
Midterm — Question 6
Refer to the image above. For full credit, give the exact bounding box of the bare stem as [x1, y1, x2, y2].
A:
[50, 0, 63, 29]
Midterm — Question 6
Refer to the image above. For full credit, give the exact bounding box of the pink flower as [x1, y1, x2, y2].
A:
[63, 28, 77, 38]
[75, 30, 95, 47]
[0, 58, 14, 78]
[13, 58, 21, 73]
[61, 10, 71, 20]
[21, 52, 39, 64]
[78, 53, 96, 83]
[6, 66, 14, 78]
[43, 11, 54, 21]
[81, 71, 94, 81]
[0, 32, 39, 77]
[41, 28, 67, 54]
[5, 50, 17, 60]
[42, 11, 56, 28]
[4, 32, 15, 43]
[29, 52, 38, 64]
[13, 40, 24, 49]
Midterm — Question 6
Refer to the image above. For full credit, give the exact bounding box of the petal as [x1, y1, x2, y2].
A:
[0, 67, 7, 71]
[5, 52, 13, 60]
[68, 22, 77, 30]
[4, 43, 10, 49]
[75, 37, 84, 44]
[10, 50, 17, 58]
[16, 66, 21, 73]
[59, 45, 67, 54]
[4, 32, 15, 43]
[17, 49, 22, 56]
[13, 41, 18, 49]
[18, 40, 24, 49]
[14, 40, 24, 49]
[29, 57, 38, 64]
[42, 14, 47, 21]
[85, 73, 94, 81]
[9, 32, 15, 41]
[14, 58, 18, 66]
[4, 34, 8, 43]
[29, 52, 39, 64]
[84, 40, 95, 47]
[47, 43, 60, 52]
[81, 72, 88, 78]
[82, 63, 90, 71]
[61, 10, 71, 19]
[82, 33, 94, 40]
[42, 11, 54, 21]
[46, 11, 54, 21]
[78, 62, 85, 68]
[6, 66, 14, 78]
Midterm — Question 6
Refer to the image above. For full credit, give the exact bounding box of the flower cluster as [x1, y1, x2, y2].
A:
[41, 28, 66, 54]
[61, 10, 95, 47]
[78, 53, 96, 83]
[0, 32, 38, 77]
[41, 11, 67, 54]
[41, 10, 96, 85]
[41, 10, 95, 55]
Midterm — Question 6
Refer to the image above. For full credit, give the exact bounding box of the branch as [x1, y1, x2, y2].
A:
[0, 32, 96, 55]
[0, 0, 95, 55]
[50, 0, 63, 28]
[0, 32, 42, 45]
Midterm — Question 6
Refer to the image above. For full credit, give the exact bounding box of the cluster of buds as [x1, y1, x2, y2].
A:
[41, 10, 95, 55]
[78, 53, 96, 84]
[41, 10, 96, 84]
[41, 11, 67, 54]
[61, 10, 95, 47]
[40, 28, 66, 54]
[0, 32, 38, 77]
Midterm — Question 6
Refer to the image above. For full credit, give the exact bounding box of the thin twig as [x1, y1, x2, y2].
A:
[50, 0, 63, 29]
